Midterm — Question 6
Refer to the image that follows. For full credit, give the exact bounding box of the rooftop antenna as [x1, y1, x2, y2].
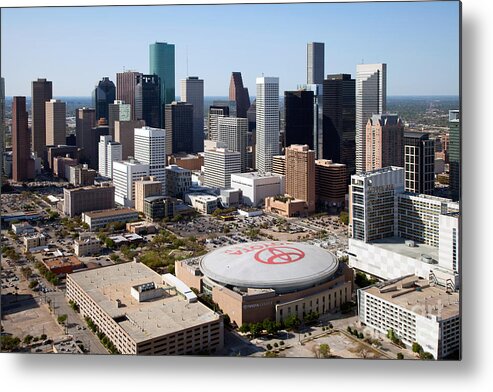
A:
[361, 58, 364, 64]
[123, 65, 126, 72]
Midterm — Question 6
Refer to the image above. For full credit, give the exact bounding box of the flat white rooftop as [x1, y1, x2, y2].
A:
[371, 237, 439, 263]
[69, 262, 220, 343]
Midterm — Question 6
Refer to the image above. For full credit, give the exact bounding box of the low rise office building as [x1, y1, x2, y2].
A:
[66, 261, 224, 355]
[358, 275, 460, 359]
[82, 208, 139, 231]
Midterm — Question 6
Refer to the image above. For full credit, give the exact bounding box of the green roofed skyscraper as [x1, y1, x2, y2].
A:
[149, 42, 175, 111]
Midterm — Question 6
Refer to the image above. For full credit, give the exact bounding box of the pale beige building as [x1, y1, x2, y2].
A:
[74, 233, 101, 257]
[45, 99, 66, 146]
[134, 176, 162, 213]
[285, 144, 316, 213]
[66, 261, 223, 355]
[23, 234, 47, 252]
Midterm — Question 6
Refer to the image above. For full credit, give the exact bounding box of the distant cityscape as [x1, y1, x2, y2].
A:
[1, 18, 460, 360]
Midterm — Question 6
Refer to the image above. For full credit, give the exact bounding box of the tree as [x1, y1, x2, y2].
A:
[419, 351, 434, 360]
[284, 314, 301, 331]
[57, 314, 68, 325]
[266, 343, 273, 351]
[397, 353, 404, 359]
[0, 336, 21, 352]
[412, 342, 423, 353]
[23, 335, 33, 345]
[104, 238, 115, 249]
[239, 323, 250, 334]
[29, 280, 39, 289]
[319, 343, 331, 358]
[339, 211, 349, 225]
[250, 323, 263, 338]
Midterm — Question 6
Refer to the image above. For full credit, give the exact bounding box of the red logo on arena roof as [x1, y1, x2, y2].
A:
[254, 246, 305, 265]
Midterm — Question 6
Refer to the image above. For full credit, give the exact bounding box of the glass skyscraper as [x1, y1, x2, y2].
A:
[149, 42, 175, 109]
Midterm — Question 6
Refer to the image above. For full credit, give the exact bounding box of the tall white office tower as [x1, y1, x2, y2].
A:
[255, 77, 279, 174]
[307, 42, 325, 85]
[355, 63, 387, 174]
[217, 116, 248, 173]
[98, 135, 122, 178]
[112, 159, 150, 208]
[134, 126, 167, 195]
[180, 76, 204, 153]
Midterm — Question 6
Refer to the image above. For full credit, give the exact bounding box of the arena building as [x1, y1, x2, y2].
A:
[175, 241, 353, 326]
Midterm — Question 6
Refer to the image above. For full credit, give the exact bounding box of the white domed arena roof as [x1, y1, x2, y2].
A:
[199, 241, 339, 292]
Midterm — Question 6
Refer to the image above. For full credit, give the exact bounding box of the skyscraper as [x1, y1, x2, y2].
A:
[285, 144, 316, 213]
[116, 71, 142, 120]
[149, 42, 175, 107]
[108, 100, 131, 138]
[284, 90, 314, 150]
[255, 76, 280, 174]
[403, 132, 435, 195]
[323, 74, 356, 176]
[76, 107, 96, 162]
[448, 110, 460, 202]
[135, 74, 161, 128]
[98, 135, 122, 178]
[114, 119, 146, 160]
[365, 114, 403, 172]
[180, 76, 204, 153]
[134, 126, 167, 194]
[45, 99, 66, 146]
[93, 77, 116, 122]
[165, 102, 194, 154]
[12, 97, 34, 182]
[31, 78, 53, 160]
[207, 105, 229, 141]
[356, 63, 387, 174]
[229, 72, 251, 118]
[217, 116, 248, 173]
[307, 42, 324, 85]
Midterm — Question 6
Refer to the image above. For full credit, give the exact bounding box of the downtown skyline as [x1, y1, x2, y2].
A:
[1, 1, 459, 97]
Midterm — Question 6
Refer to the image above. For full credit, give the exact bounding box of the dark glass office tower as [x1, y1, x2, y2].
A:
[323, 74, 356, 177]
[31, 78, 53, 161]
[149, 42, 175, 107]
[448, 110, 460, 201]
[135, 74, 161, 128]
[284, 90, 314, 149]
[403, 131, 435, 195]
[229, 72, 251, 118]
[93, 77, 116, 122]
[165, 102, 193, 154]
[12, 97, 35, 182]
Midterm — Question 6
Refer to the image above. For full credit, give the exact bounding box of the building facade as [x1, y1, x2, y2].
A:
[230, 172, 285, 207]
[285, 144, 316, 213]
[134, 126, 167, 194]
[93, 77, 116, 122]
[135, 74, 161, 128]
[165, 101, 194, 154]
[404, 132, 435, 195]
[31, 78, 53, 161]
[12, 97, 35, 182]
[217, 116, 248, 173]
[203, 147, 241, 189]
[284, 90, 315, 150]
[112, 159, 150, 208]
[166, 165, 192, 199]
[63, 185, 115, 217]
[82, 208, 139, 231]
[114, 119, 146, 160]
[134, 176, 163, 213]
[98, 135, 122, 178]
[307, 42, 324, 85]
[229, 72, 250, 118]
[45, 99, 66, 147]
[355, 63, 387, 174]
[255, 77, 280, 174]
[448, 110, 460, 201]
[150, 42, 175, 110]
[365, 114, 404, 172]
[315, 159, 347, 210]
[322, 74, 356, 176]
[180, 76, 204, 153]
[116, 71, 142, 120]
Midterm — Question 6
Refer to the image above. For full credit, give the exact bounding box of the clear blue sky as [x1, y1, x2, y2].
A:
[1, 1, 460, 97]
